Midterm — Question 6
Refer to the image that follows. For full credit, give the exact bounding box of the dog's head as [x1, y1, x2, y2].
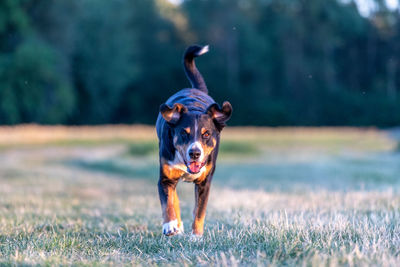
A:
[160, 101, 232, 174]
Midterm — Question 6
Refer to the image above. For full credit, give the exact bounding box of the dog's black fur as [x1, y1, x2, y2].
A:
[156, 45, 232, 236]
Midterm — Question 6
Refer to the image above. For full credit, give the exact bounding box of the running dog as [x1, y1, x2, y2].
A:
[156, 45, 232, 236]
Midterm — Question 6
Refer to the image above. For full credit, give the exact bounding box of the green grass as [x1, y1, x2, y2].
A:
[0, 127, 399, 265]
[127, 142, 158, 156]
[219, 141, 259, 155]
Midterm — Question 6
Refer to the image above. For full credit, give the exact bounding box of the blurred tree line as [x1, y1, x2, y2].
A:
[0, 0, 399, 126]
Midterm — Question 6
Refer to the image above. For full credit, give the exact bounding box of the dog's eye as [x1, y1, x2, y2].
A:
[202, 131, 210, 139]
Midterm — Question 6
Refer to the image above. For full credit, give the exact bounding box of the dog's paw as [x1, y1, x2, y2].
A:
[162, 220, 183, 236]
[178, 223, 184, 233]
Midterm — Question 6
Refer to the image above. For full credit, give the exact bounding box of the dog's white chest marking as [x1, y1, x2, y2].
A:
[181, 171, 204, 182]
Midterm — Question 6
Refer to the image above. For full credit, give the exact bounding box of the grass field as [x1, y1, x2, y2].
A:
[0, 125, 399, 266]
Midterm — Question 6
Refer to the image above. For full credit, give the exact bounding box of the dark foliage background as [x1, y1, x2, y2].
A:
[0, 0, 399, 126]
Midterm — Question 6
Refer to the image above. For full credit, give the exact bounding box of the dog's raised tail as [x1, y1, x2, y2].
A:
[183, 45, 209, 93]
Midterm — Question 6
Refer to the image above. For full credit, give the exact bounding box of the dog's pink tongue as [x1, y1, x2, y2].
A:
[189, 162, 201, 173]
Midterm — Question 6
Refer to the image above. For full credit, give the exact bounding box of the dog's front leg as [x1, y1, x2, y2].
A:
[173, 189, 184, 233]
[192, 178, 212, 236]
[158, 178, 182, 236]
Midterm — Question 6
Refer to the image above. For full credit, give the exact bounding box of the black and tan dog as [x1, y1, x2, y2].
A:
[156, 45, 232, 236]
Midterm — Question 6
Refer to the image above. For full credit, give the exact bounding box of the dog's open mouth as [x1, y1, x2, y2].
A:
[187, 161, 206, 174]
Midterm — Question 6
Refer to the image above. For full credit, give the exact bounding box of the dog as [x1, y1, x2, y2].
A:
[156, 45, 232, 236]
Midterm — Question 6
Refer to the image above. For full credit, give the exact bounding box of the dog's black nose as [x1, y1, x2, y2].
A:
[189, 148, 201, 160]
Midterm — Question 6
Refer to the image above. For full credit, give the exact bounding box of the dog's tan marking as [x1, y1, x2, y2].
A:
[200, 138, 217, 162]
[162, 163, 185, 180]
[192, 183, 210, 235]
[194, 162, 213, 184]
[184, 127, 190, 134]
[192, 217, 205, 236]
[162, 186, 177, 223]
[173, 189, 183, 230]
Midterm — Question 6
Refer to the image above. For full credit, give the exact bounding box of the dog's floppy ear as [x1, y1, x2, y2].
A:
[206, 101, 232, 131]
[160, 103, 187, 124]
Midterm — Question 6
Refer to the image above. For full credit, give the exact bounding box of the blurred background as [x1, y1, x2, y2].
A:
[1, 0, 399, 127]
[1, 1, 400, 264]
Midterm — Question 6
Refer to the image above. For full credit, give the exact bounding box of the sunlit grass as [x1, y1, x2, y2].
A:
[0, 125, 399, 265]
